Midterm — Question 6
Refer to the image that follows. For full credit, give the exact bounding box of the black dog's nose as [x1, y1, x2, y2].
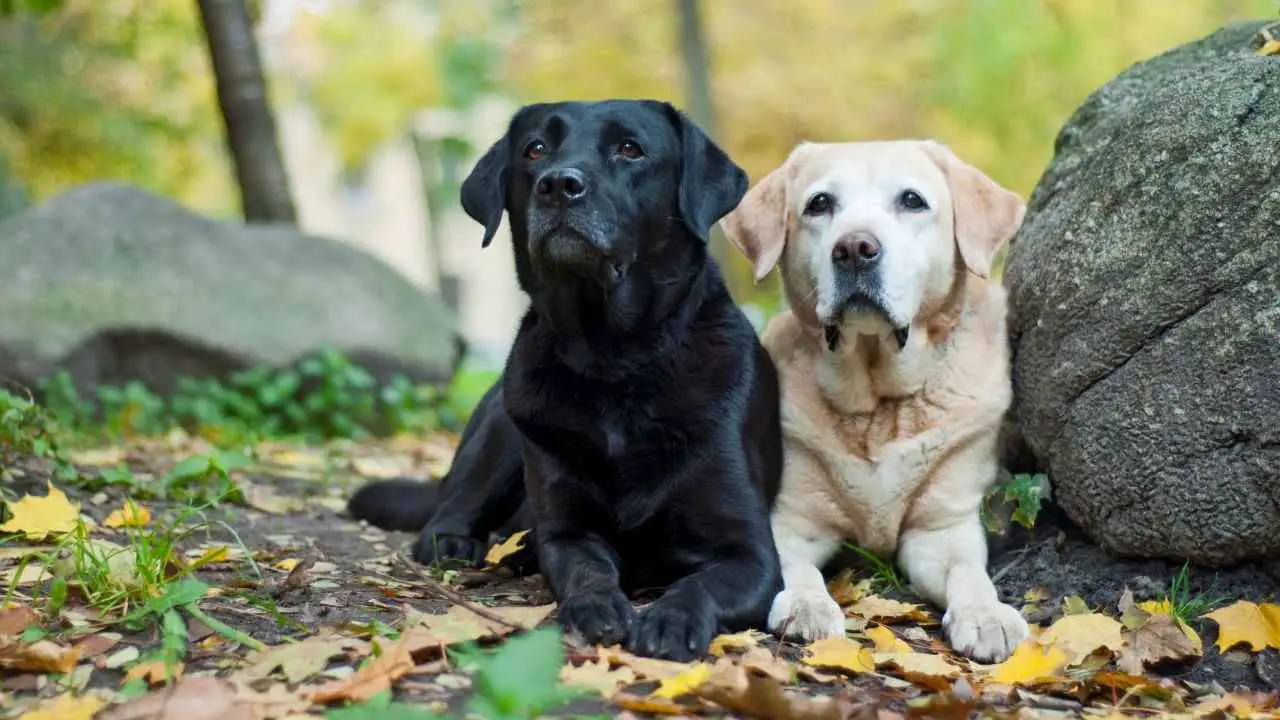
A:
[535, 168, 588, 204]
[832, 232, 881, 269]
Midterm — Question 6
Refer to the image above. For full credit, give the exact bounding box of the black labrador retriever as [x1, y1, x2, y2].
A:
[349, 100, 782, 660]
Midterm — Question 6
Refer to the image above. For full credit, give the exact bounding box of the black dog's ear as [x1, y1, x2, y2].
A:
[663, 104, 749, 242]
[459, 133, 511, 248]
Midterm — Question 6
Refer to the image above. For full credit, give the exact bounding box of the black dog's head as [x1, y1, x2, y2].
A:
[460, 100, 747, 287]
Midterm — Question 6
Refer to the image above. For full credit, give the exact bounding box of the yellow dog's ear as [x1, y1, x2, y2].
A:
[721, 147, 806, 284]
[922, 141, 1026, 279]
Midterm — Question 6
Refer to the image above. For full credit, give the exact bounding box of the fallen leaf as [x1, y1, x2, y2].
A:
[239, 482, 304, 515]
[99, 676, 252, 720]
[0, 635, 82, 673]
[802, 636, 875, 674]
[560, 658, 637, 697]
[68, 447, 126, 467]
[738, 647, 795, 683]
[1190, 690, 1279, 717]
[21, 694, 106, 720]
[1024, 586, 1050, 604]
[104, 500, 150, 529]
[650, 662, 712, 699]
[483, 529, 531, 566]
[0, 606, 37, 635]
[123, 659, 184, 686]
[1061, 595, 1091, 615]
[694, 660, 846, 720]
[847, 595, 929, 624]
[310, 637, 415, 704]
[1204, 601, 1280, 653]
[708, 629, 767, 656]
[241, 636, 359, 684]
[866, 625, 912, 653]
[1258, 39, 1280, 56]
[0, 483, 80, 540]
[1039, 611, 1124, 663]
[873, 652, 959, 691]
[1116, 590, 1201, 673]
[401, 604, 555, 650]
[986, 641, 1069, 685]
[351, 455, 413, 479]
[274, 558, 301, 572]
[826, 569, 869, 606]
[613, 692, 696, 715]
[596, 645, 689, 680]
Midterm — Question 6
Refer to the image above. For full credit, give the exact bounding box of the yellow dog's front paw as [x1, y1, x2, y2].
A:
[768, 588, 845, 642]
[943, 600, 1028, 663]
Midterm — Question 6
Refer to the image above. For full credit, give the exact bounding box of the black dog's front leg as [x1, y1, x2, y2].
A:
[526, 448, 636, 647]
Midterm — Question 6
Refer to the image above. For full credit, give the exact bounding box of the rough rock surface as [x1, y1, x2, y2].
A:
[1005, 22, 1280, 566]
[0, 183, 460, 395]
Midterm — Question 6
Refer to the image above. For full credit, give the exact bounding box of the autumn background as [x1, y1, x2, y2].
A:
[1, 0, 1272, 369]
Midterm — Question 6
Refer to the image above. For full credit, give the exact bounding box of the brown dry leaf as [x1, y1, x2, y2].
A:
[825, 569, 869, 606]
[123, 660, 184, 686]
[1189, 690, 1279, 718]
[99, 676, 253, 720]
[1116, 590, 1201, 673]
[865, 625, 912, 653]
[483, 529, 531, 566]
[22, 694, 107, 720]
[738, 647, 795, 683]
[986, 641, 1068, 685]
[309, 637, 415, 704]
[1039, 611, 1124, 663]
[708, 629, 767, 656]
[0, 606, 37, 635]
[847, 595, 929, 624]
[0, 482, 80, 540]
[1204, 600, 1280, 653]
[559, 658, 637, 698]
[873, 652, 960, 691]
[0, 635, 82, 673]
[801, 636, 875, 674]
[104, 500, 151, 529]
[694, 659, 846, 720]
[239, 482, 305, 515]
[400, 604, 555, 651]
[240, 636, 360, 684]
[596, 645, 690, 680]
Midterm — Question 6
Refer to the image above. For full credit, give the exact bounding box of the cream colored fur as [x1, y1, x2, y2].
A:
[723, 140, 1028, 662]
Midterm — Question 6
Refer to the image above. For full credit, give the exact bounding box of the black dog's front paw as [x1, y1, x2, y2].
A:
[557, 588, 636, 647]
[628, 593, 716, 661]
[412, 531, 486, 566]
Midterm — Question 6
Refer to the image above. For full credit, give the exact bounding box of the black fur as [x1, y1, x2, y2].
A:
[348, 100, 782, 661]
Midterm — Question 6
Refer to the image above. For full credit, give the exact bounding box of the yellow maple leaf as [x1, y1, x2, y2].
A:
[484, 529, 531, 566]
[1040, 612, 1124, 663]
[802, 636, 875, 674]
[1205, 601, 1280, 653]
[875, 651, 960, 690]
[650, 662, 712, 699]
[708, 629, 766, 656]
[123, 659, 184, 686]
[275, 558, 302, 571]
[0, 483, 79, 541]
[847, 595, 929, 624]
[560, 659, 637, 698]
[104, 500, 151, 529]
[21, 694, 105, 720]
[987, 641, 1069, 685]
[865, 625, 912, 653]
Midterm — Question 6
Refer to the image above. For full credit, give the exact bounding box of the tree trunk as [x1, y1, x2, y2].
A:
[676, 0, 738, 283]
[197, 0, 296, 224]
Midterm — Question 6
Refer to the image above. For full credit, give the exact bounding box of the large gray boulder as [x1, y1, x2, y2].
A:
[0, 183, 461, 394]
[1005, 22, 1280, 566]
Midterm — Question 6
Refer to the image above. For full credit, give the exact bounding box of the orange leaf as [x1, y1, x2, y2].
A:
[309, 637, 414, 704]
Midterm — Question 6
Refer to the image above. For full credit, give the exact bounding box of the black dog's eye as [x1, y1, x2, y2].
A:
[804, 192, 834, 216]
[523, 140, 546, 161]
[618, 140, 645, 159]
[899, 189, 929, 211]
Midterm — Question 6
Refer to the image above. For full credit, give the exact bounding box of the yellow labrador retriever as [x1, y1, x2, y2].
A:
[723, 140, 1028, 662]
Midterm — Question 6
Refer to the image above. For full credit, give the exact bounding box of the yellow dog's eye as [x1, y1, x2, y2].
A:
[618, 140, 645, 159]
[899, 189, 928, 211]
[804, 192, 833, 216]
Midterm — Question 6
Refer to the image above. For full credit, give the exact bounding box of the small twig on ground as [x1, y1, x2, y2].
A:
[394, 553, 525, 634]
[991, 544, 1035, 585]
